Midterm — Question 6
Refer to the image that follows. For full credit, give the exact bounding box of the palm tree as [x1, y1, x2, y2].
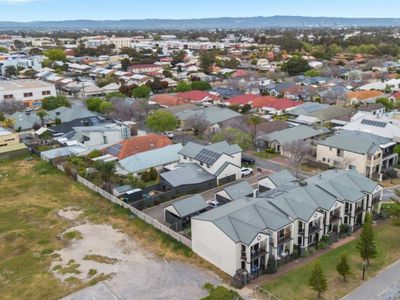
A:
[94, 161, 115, 192]
[248, 115, 262, 138]
[37, 111, 48, 127]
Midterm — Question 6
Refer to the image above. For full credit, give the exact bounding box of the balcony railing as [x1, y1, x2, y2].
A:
[250, 248, 267, 259]
[308, 225, 321, 234]
[330, 214, 341, 222]
[277, 233, 292, 244]
[298, 228, 305, 235]
[355, 206, 364, 215]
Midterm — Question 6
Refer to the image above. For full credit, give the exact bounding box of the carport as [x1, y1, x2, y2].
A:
[164, 194, 208, 231]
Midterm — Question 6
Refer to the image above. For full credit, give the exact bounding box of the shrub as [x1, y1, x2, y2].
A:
[266, 256, 277, 274]
[141, 171, 150, 182]
[149, 167, 158, 181]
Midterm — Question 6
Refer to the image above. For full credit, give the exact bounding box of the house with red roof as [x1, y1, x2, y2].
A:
[151, 94, 189, 107]
[102, 133, 172, 160]
[390, 91, 400, 103]
[176, 90, 219, 103]
[224, 94, 302, 115]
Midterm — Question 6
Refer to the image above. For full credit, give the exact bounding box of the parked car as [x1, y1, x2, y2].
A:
[241, 167, 253, 177]
[163, 131, 175, 138]
[241, 155, 255, 165]
[207, 200, 219, 209]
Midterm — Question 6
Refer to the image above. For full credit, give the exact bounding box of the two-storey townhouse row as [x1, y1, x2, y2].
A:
[191, 169, 382, 278]
[316, 130, 398, 179]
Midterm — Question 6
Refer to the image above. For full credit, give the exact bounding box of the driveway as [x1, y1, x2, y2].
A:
[143, 171, 271, 223]
[341, 260, 400, 300]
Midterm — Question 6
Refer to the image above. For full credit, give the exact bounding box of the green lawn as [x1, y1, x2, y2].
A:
[254, 150, 280, 160]
[263, 223, 400, 300]
[0, 157, 222, 300]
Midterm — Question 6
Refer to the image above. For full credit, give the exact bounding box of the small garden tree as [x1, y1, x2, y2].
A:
[308, 261, 327, 298]
[336, 254, 351, 282]
[357, 213, 377, 268]
[146, 110, 177, 133]
[149, 167, 158, 181]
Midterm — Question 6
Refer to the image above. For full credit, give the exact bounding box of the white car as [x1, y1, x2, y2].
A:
[207, 200, 219, 209]
[241, 167, 253, 177]
[163, 132, 175, 138]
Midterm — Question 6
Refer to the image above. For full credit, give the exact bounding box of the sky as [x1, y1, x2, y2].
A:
[1, 0, 400, 22]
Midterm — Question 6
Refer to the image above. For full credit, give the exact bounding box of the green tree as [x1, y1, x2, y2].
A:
[37, 111, 48, 126]
[87, 149, 102, 159]
[308, 262, 327, 298]
[1, 118, 14, 128]
[132, 85, 151, 99]
[54, 117, 61, 125]
[357, 213, 377, 266]
[94, 161, 115, 192]
[141, 170, 150, 182]
[121, 58, 131, 71]
[0, 46, 8, 53]
[43, 48, 66, 61]
[99, 101, 113, 115]
[376, 97, 393, 111]
[336, 254, 351, 282]
[199, 50, 216, 73]
[191, 81, 212, 91]
[175, 81, 192, 92]
[41, 95, 70, 110]
[281, 56, 311, 76]
[146, 110, 178, 132]
[248, 115, 262, 137]
[5, 65, 17, 77]
[304, 69, 321, 77]
[212, 128, 252, 150]
[86, 97, 103, 112]
[149, 167, 158, 181]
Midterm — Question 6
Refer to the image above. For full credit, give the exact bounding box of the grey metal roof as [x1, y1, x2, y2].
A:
[194, 197, 292, 245]
[288, 102, 329, 116]
[259, 125, 324, 145]
[223, 181, 254, 201]
[179, 141, 242, 160]
[118, 143, 182, 174]
[318, 130, 392, 155]
[48, 106, 97, 123]
[175, 106, 241, 124]
[160, 163, 215, 188]
[267, 169, 296, 187]
[193, 169, 378, 244]
[169, 194, 208, 218]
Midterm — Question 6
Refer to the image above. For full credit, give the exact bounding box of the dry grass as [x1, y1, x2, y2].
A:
[0, 157, 225, 300]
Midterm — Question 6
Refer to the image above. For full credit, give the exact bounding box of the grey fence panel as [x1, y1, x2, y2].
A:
[75, 174, 191, 248]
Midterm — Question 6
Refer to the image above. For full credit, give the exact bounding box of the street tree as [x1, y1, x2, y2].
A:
[284, 139, 312, 179]
[336, 254, 351, 282]
[185, 114, 210, 136]
[357, 213, 377, 269]
[308, 262, 327, 298]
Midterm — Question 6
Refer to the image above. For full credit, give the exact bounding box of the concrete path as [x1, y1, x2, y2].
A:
[341, 260, 400, 300]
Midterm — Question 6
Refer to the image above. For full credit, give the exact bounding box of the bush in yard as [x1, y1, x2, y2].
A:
[266, 256, 277, 274]
[149, 167, 158, 181]
[141, 171, 150, 182]
[87, 150, 102, 159]
[316, 241, 327, 250]
[201, 283, 244, 300]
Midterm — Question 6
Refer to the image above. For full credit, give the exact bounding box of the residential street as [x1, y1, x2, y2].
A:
[341, 260, 400, 300]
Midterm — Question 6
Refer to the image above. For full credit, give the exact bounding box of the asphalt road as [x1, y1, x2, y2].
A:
[341, 260, 400, 300]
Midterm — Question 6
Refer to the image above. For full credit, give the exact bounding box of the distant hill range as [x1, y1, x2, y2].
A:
[1, 16, 400, 30]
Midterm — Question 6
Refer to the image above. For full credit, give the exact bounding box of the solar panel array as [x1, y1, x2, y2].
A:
[90, 117, 101, 126]
[361, 119, 387, 128]
[194, 149, 221, 165]
[107, 143, 122, 156]
[64, 130, 76, 140]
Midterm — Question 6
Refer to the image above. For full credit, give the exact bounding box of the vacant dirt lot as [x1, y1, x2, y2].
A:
[0, 158, 220, 300]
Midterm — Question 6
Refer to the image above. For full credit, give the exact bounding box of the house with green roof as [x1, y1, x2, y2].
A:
[191, 169, 382, 279]
[316, 130, 398, 179]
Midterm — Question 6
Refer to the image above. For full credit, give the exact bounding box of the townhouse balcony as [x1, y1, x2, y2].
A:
[298, 228, 305, 235]
[250, 248, 267, 260]
[308, 225, 321, 235]
[355, 206, 364, 215]
[277, 233, 292, 245]
[330, 213, 341, 223]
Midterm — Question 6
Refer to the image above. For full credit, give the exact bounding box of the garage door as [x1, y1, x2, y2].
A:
[218, 174, 236, 185]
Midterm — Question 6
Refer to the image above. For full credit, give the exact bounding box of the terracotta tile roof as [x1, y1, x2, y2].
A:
[151, 94, 189, 107]
[391, 91, 400, 99]
[226, 95, 302, 110]
[176, 90, 219, 102]
[103, 134, 172, 160]
[346, 90, 384, 101]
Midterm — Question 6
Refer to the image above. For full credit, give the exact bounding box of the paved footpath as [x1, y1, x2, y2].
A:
[341, 260, 400, 300]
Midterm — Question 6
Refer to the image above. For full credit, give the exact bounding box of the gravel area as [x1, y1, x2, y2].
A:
[55, 211, 220, 300]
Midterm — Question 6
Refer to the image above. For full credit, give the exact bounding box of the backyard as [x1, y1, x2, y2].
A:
[0, 157, 224, 300]
[262, 222, 400, 300]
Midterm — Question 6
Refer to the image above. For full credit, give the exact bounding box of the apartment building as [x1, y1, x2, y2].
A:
[191, 169, 382, 277]
[316, 130, 398, 178]
[0, 79, 56, 107]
